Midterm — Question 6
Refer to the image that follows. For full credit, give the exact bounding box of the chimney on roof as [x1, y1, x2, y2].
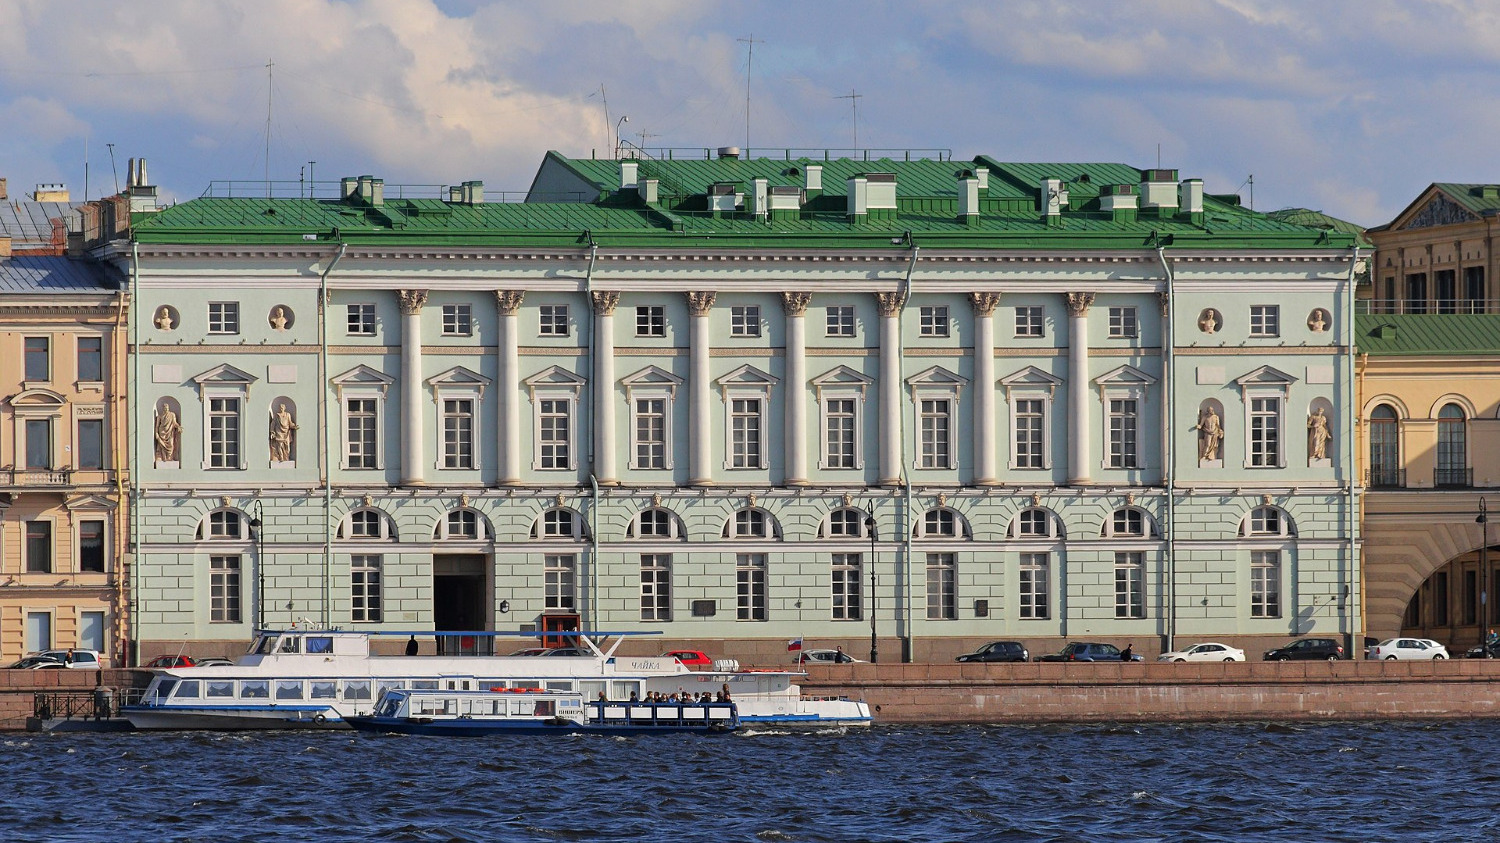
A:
[958, 174, 980, 225]
[353, 175, 384, 206]
[804, 164, 823, 198]
[126, 158, 159, 211]
[1100, 183, 1138, 223]
[750, 178, 768, 219]
[640, 178, 659, 204]
[1040, 177, 1065, 227]
[848, 172, 896, 221]
[0, 177, 7, 201]
[1179, 178, 1204, 225]
[1139, 168, 1179, 215]
[975, 167, 989, 192]
[620, 161, 639, 191]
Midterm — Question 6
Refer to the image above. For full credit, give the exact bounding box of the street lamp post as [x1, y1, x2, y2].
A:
[865, 509, 878, 664]
[1479, 498, 1490, 654]
[248, 499, 265, 631]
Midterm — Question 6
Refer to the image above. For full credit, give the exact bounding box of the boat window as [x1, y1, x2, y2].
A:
[544, 680, 574, 692]
[342, 680, 372, 700]
[509, 699, 531, 715]
[275, 680, 304, 700]
[613, 681, 641, 701]
[241, 680, 270, 699]
[376, 695, 402, 717]
[252, 636, 275, 656]
[533, 700, 556, 716]
[306, 637, 333, 654]
[310, 681, 338, 699]
[153, 679, 177, 702]
[415, 697, 453, 716]
[206, 681, 235, 698]
[279, 637, 301, 654]
[377, 680, 405, 698]
[411, 680, 440, 690]
[173, 680, 201, 699]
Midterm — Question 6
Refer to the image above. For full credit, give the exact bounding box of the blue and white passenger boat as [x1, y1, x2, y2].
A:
[121, 629, 871, 730]
[344, 688, 739, 736]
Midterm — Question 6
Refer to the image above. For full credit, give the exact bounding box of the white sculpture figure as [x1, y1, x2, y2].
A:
[154, 402, 180, 462]
[155, 306, 174, 330]
[1308, 407, 1331, 461]
[1309, 310, 1328, 332]
[1198, 309, 1219, 334]
[1197, 406, 1224, 462]
[270, 403, 297, 462]
[271, 306, 289, 330]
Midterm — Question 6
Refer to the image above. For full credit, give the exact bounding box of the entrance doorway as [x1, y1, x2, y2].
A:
[434, 555, 487, 653]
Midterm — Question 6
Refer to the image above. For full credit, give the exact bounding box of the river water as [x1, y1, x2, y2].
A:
[6, 720, 1494, 842]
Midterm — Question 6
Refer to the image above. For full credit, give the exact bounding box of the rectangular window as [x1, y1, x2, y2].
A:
[1015, 306, 1044, 337]
[80, 611, 105, 653]
[1435, 270, 1457, 314]
[1015, 398, 1044, 469]
[351, 555, 383, 622]
[209, 397, 241, 469]
[640, 554, 671, 621]
[79, 520, 105, 573]
[1250, 396, 1281, 467]
[77, 419, 104, 469]
[1404, 273, 1428, 314]
[919, 399, 952, 469]
[208, 302, 240, 334]
[25, 612, 52, 653]
[26, 520, 51, 573]
[346, 398, 378, 469]
[831, 553, 862, 620]
[442, 398, 474, 469]
[1435, 570, 1450, 626]
[1249, 305, 1280, 337]
[346, 303, 376, 336]
[825, 398, 856, 469]
[545, 554, 577, 612]
[636, 305, 666, 337]
[1114, 551, 1145, 619]
[736, 553, 767, 621]
[77, 337, 103, 382]
[210, 555, 242, 623]
[919, 305, 949, 337]
[634, 398, 666, 469]
[539, 399, 571, 469]
[25, 418, 51, 469]
[1108, 399, 1138, 469]
[1466, 266, 1486, 313]
[731, 305, 761, 337]
[24, 337, 49, 381]
[539, 304, 569, 336]
[925, 553, 956, 620]
[826, 306, 855, 337]
[1019, 553, 1049, 619]
[1251, 551, 1282, 618]
[442, 303, 473, 336]
[730, 398, 762, 469]
[1108, 306, 1137, 338]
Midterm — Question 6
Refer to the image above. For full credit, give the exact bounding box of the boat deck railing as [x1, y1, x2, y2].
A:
[590, 700, 737, 727]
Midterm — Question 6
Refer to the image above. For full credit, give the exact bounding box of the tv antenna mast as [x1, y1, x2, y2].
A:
[738, 35, 763, 153]
[835, 89, 863, 151]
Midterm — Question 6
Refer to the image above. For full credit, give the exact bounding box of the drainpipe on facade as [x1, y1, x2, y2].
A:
[582, 240, 598, 629]
[1344, 247, 1361, 654]
[318, 243, 347, 628]
[128, 240, 141, 666]
[110, 278, 128, 663]
[899, 242, 918, 663]
[1157, 247, 1176, 653]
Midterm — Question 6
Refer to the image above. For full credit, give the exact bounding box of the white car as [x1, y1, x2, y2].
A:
[35, 649, 106, 669]
[1156, 642, 1246, 663]
[1370, 638, 1448, 660]
[792, 649, 864, 665]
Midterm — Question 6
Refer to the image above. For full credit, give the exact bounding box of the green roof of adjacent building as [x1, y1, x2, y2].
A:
[1266, 208, 1371, 247]
[131, 151, 1360, 251]
[1356, 312, 1500, 355]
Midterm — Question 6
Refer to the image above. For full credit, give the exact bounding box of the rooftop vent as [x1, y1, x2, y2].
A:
[620, 161, 639, 190]
[1100, 183, 1138, 223]
[708, 182, 740, 214]
[1040, 177, 1067, 227]
[804, 164, 823, 196]
[717, 146, 741, 160]
[1140, 168, 1179, 212]
[1478, 185, 1500, 200]
[345, 174, 384, 206]
[959, 174, 981, 225]
[1179, 178, 1204, 224]
[447, 180, 484, 205]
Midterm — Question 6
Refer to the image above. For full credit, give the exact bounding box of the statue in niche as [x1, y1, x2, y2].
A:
[269, 403, 298, 462]
[1308, 407, 1331, 460]
[155, 306, 174, 330]
[154, 401, 180, 462]
[1308, 309, 1328, 332]
[270, 306, 289, 330]
[1198, 309, 1220, 334]
[1196, 406, 1223, 461]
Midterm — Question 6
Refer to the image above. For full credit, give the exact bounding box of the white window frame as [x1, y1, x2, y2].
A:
[332, 365, 394, 471]
[1108, 305, 1137, 339]
[524, 366, 586, 472]
[427, 367, 489, 473]
[340, 508, 394, 541]
[539, 304, 570, 337]
[210, 555, 243, 623]
[208, 302, 240, 335]
[716, 365, 778, 471]
[636, 305, 666, 338]
[640, 554, 672, 621]
[919, 305, 949, 338]
[1114, 551, 1146, 619]
[730, 305, 761, 338]
[346, 303, 377, 336]
[1019, 552, 1050, 619]
[1011, 507, 1059, 539]
[622, 366, 682, 471]
[631, 508, 681, 539]
[437, 508, 490, 541]
[441, 303, 473, 337]
[826, 305, 855, 337]
[1235, 366, 1295, 470]
[1249, 304, 1280, 338]
[1251, 550, 1282, 618]
[351, 555, 383, 622]
[736, 553, 767, 621]
[74, 515, 109, 575]
[193, 364, 256, 471]
[11, 390, 64, 474]
[545, 554, 577, 611]
[1095, 365, 1156, 473]
[1000, 366, 1061, 471]
[907, 366, 968, 472]
[812, 366, 873, 471]
[1015, 305, 1045, 338]
[925, 552, 956, 620]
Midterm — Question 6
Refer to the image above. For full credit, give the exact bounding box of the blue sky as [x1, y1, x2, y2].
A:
[0, 0, 1493, 226]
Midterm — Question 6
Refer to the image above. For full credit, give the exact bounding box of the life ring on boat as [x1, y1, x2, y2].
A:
[313, 713, 327, 724]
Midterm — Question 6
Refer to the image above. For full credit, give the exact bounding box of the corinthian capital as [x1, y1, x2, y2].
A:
[685, 291, 717, 316]
[397, 289, 428, 315]
[494, 290, 524, 316]
[780, 291, 812, 316]
[591, 290, 620, 316]
[968, 292, 1001, 316]
[873, 291, 903, 317]
[1065, 292, 1095, 317]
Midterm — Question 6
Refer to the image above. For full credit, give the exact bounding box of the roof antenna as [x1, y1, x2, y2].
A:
[835, 89, 862, 152]
[1236, 174, 1255, 210]
[265, 58, 274, 198]
[738, 35, 763, 154]
[106, 143, 120, 195]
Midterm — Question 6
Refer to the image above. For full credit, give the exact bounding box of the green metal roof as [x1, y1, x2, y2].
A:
[1356, 312, 1500, 355]
[131, 152, 1359, 251]
[1266, 208, 1372, 247]
[1431, 183, 1500, 218]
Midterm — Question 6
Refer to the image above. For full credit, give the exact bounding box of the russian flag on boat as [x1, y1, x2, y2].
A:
[787, 637, 803, 652]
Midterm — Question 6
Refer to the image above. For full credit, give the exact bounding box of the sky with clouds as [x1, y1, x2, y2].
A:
[0, 0, 1492, 226]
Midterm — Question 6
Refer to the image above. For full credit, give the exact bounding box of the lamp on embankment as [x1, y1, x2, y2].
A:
[866, 508, 878, 664]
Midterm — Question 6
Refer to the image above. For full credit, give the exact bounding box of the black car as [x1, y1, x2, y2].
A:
[1034, 642, 1143, 663]
[955, 641, 1029, 663]
[1465, 641, 1500, 659]
[1263, 637, 1345, 661]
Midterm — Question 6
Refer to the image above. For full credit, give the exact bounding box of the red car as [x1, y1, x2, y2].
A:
[142, 654, 196, 668]
[662, 650, 712, 666]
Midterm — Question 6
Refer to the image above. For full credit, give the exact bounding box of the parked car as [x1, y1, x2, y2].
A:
[539, 647, 592, 657]
[1263, 638, 1345, 661]
[1035, 642, 1143, 663]
[662, 650, 712, 666]
[36, 649, 105, 669]
[6, 655, 65, 669]
[1466, 641, 1500, 659]
[793, 649, 864, 665]
[1370, 638, 1448, 660]
[1156, 642, 1246, 663]
[142, 654, 197, 669]
[193, 657, 236, 667]
[507, 647, 550, 657]
[1363, 636, 1380, 660]
[955, 641, 1029, 663]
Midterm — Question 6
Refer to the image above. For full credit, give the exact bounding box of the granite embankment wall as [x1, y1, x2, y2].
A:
[5, 662, 1500, 730]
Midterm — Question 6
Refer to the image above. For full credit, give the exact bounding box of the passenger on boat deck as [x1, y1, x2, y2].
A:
[629, 691, 639, 702]
[721, 683, 732, 701]
[405, 636, 419, 656]
[597, 691, 607, 702]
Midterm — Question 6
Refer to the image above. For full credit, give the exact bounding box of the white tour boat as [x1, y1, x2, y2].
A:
[121, 629, 871, 731]
[345, 688, 740, 736]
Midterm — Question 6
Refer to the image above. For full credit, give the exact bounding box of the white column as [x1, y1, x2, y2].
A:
[591, 291, 619, 485]
[876, 292, 903, 486]
[398, 289, 427, 485]
[687, 291, 715, 486]
[496, 290, 523, 485]
[969, 292, 1000, 485]
[1066, 292, 1094, 485]
[782, 292, 811, 485]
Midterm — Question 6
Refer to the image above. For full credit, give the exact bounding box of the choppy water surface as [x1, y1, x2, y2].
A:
[6, 720, 1498, 842]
